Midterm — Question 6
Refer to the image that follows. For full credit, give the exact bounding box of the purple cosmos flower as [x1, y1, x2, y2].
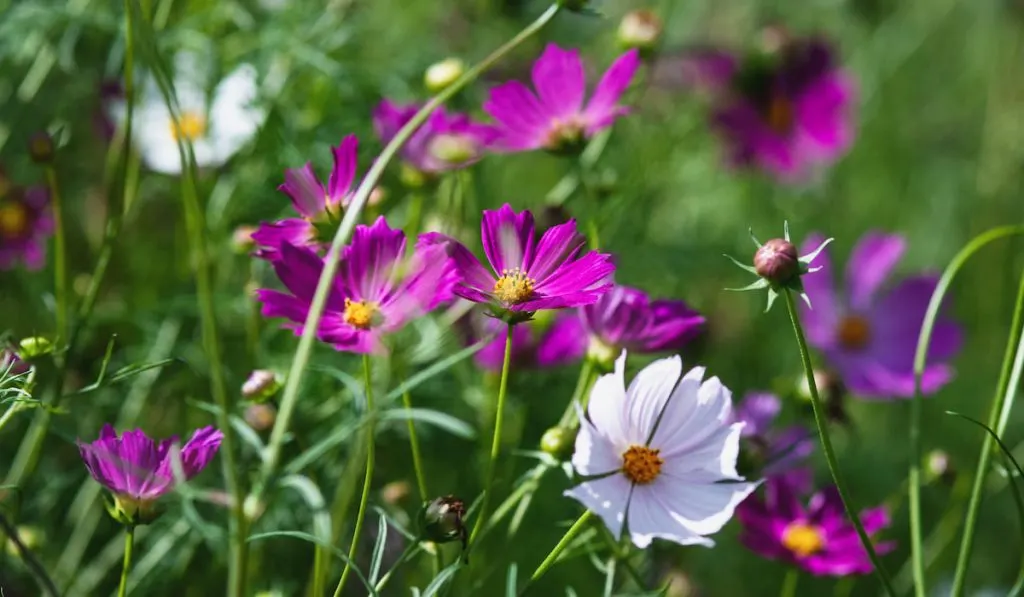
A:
[423, 204, 614, 317]
[484, 44, 640, 153]
[1, 349, 29, 377]
[257, 217, 457, 354]
[373, 101, 498, 173]
[737, 472, 894, 575]
[673, 37, 855, 180]
[800, 231, 962, 398]
[252, 135, 359, 260]
[0, 180, 52, 271]
[565, 352, 758, 547]
[78, 424, 223, 523]
[733, 392, 813, 477]
[471, 311, 584, 371]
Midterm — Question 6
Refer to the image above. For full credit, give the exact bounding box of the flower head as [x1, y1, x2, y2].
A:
[252, 135, 359, 260]
[256, 217, 457, 354]
[738, 473, 894, 575]
[424, 204, 614, 320]
[565, 352, 758, 547]
[733, 392, 813, 477]
[373, 101, 498, 174]
[799, 231, 963, 398]
[484, 44, 640, 153]
[0, 181, 52, 271]
[110, 51, 265, 175]
[78, 425, 223, 524]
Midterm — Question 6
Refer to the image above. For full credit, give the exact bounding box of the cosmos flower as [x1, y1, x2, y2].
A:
[0, 177, 52, 271]
[252, 135, 359, 260]
[483, 44, 640, 153]
[471, 311, 584, 371]
[670, 36, 855, 180]
[737, 472, 894, 575]
[800, 231, 962, 398]
[372, 101, 498, 173]
[110, 51, 265, 174]
[78, 425, 223, 523]
[733, 392, 813, 477]
[565, 352, 758, 548]
[256, 217, 457, 354]
[423, 204, 614, 317]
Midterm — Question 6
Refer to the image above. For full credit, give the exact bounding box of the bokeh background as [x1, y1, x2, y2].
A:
[2, 0, 1024, 595]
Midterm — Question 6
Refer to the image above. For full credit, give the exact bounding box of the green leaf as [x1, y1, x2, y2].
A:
[378, 407, 475, 439]
[419, 560, 462, 597]
[369, 513, 388, 586]
[383, 337, 493, 403]
[284, 418, 362, 475]
[188, 400, 266, 458]
[506, 562, 518, 597]
[69, 358, 179, 397]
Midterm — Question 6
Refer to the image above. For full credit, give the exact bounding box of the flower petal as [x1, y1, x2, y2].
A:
[563, 474, 632, 540]
[279, 163, 325, 218]
[583, 49, 640, 131]
[799, 232, 840, 348]
[626, 485, 714, 548]
[481, 204, 535, 274]
[327, 134, 359, 209]
[532, 44, 586, 121]
[845, 232, 905, 310]
[624, 355, 682, 445]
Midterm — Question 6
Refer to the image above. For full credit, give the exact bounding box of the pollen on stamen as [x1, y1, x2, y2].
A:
[343, 298, 380, 330]
[493, 268, 536, 305]
[621, 445, 663, 485]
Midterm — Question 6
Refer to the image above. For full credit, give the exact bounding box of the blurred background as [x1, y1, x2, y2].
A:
[1, 0, 1024, 595]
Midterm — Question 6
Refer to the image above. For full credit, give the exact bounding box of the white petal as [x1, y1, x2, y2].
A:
[625, 355, 682, 444]
[664, 422, 746, 478]
[656, 374, 734, 458]
[585, 351, 629, 447]
[563, 474, 631, 540]
[626, 486, 713, 548]
[654, 470, 758, 536]
[571, 417, 623, 476]
[209, 64, 265, 162]
[648, 366, 704, 450]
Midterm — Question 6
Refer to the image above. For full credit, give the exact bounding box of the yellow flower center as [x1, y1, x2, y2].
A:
[837, 315, 871, 350]
[0, 201, 29, 238]
[766, 94, 795, 134]
[621, 445, 663, 485]
[169, 110, 208, 141]
[781, 521, 826, 557]
[343, 298, 380, 330]
[493, 268, 536, 305]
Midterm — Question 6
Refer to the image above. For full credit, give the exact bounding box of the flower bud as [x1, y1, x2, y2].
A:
[617, 10, 662, 53]
[28, 132, 55, 164]
[381, 480, 412, 506]
[368, 186, 387, 207]
[242, 370, 281, 403]
[540, 426, 576, 458]
[419, 495, 467, 550]
[925, 450, 955, 485]
[1, 349, 29, 377]
[244, 494, 267, 521]
[244, 403, 276, 432]
[753, 238, 799, 285]
[424, 58, 465, 93]
[231, 225, 257, 254]
[17, 336, 54, 360]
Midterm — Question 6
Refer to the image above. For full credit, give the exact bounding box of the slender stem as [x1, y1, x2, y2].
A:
[373, 537, 422, 592]
[557, 358, 596, 429]
[44, 165, 67, 340]
[334, 354, 377, 597]
[524, 510, 593, 589]
[0, 511, 60, 597]
[469, 323, 514, 546]
[405, 191, 424, 240]
[117, 526, 135, 597]
[256, 2, 560, 494]
[781, 290, 896, 595]
[402, 388, 429, 501]
[779, 568, 799, 597]
[0, 402, 27, 434]
[950, 267, 1024, 595]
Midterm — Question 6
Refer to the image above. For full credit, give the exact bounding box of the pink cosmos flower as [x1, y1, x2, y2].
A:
[0, 179, 52, 271]
[372, 101, 498, 173]
[257, 217, 458, 354]
[252, 134, 359, 260]
[800, 231, 962, 398]
[484, 44, 640, 153]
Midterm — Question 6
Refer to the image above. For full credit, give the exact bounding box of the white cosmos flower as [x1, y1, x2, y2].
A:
[112, 51, 265, 175]
[565, 351, 758, 548]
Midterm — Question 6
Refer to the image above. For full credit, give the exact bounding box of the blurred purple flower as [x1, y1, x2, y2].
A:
[799, 231, 962, 398]
[423, 204, 614, 315]
[373, 101, 498, 173]
[674, 37, 855, 181]
[471, 311, 584, 371]
[579, 284, 704, 361]
[733, 392, 813, 476]
[78, 424, 222, 521]
[252, 135, 359, 260]
[1, 349, 29, 376]
[0, 182, 52, 271]
[737, 472, 894, 576]
[257, 217, 458, 354]
[484, 44, 640, 153]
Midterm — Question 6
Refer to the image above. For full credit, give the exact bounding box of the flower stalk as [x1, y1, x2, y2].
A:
[524, 510, 593, 589]
[117, 525, 135, 597]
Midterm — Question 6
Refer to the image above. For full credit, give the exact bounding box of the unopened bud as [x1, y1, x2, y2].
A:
[244, 494, 267, 521]
[424, 58, 465, 93]
[28, 132, 55, 164]
[419, 495, 467, 550]
[368, 186, 387, 207]
[4, 525, 43, 556]
[618, 10, 662, 53]
[540, 426, 576, 458]
[242, 370, 281, 402]
[925, 450, 955, 485]
[232, 225, 257, 254]
[244, 403, 276, 432]
[18, 336, 53, 360]
[754, 238, 799, 285]
[381, 480, 412, 506]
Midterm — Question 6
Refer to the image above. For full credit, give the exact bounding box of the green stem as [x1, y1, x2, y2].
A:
[402, 387, 429, 502]
[781, 290, 896, 595]
[117, 526, 135, 597]
[405, 191, 424, 240]
[334, 354, 377, 597]
[950, 266, 1024, 596]
[523, 510, 593, 590]
[44, 165, 67, 340]
[557, 358, 597, 429]
[779, 568, 799, 597]
[256, 2, 560, 495]
[469, 323, 514, 546]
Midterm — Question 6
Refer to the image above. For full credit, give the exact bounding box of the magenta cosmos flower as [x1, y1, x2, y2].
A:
[373, 101, 498, 173]
[674, 37, 855, 180]
[78, 424, 223, 523]
[733, 392, 813, 477]
[0, 178, 52, 270]
[424, 204, 614, 317]
[252, 134, 359, 260]
[800, 231, 962, 398]
[737, 472, 894, 576]
[257, 217, 457, 354]
[484, 44, 640, 153]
